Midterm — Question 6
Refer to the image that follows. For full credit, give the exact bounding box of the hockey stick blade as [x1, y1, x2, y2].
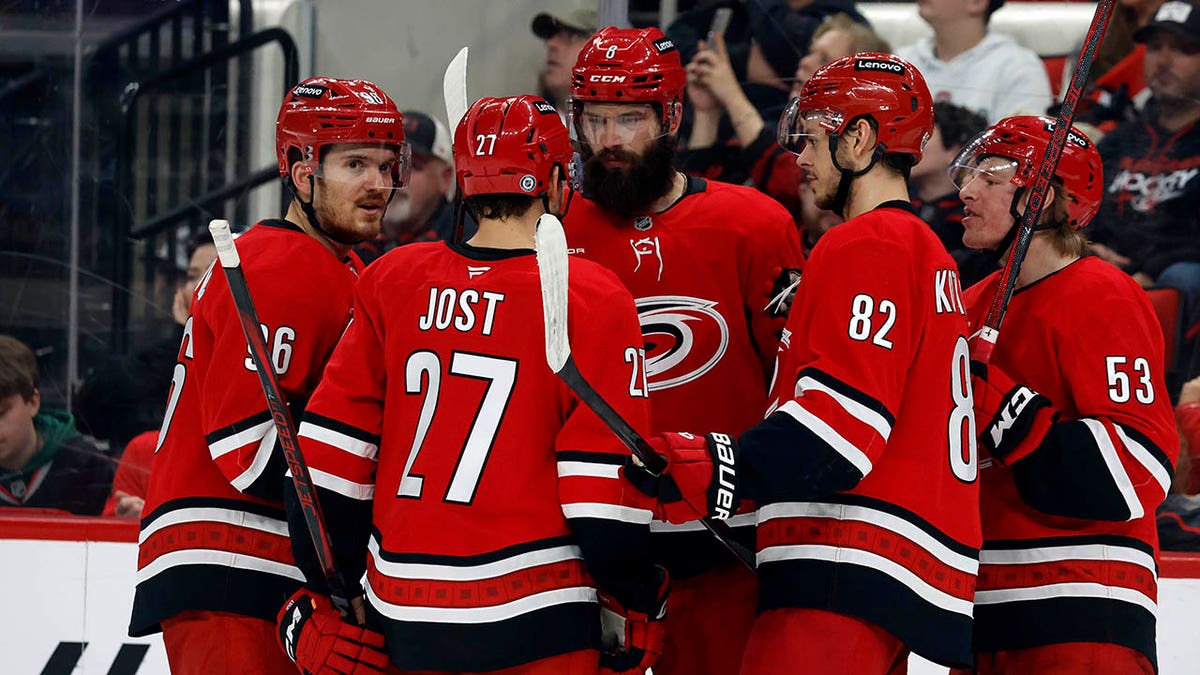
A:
[443, 47, 469, 132]
[208, 219, 355, 617]
[534, 214, 757, 572]
[973, 0, 1117, 363]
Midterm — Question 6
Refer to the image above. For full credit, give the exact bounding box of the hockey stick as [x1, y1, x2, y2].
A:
[971, 0, 1118, 363]
[535, 213, 757, 572]
[208, 219, 355, 618]
[443, 46, 469, 244]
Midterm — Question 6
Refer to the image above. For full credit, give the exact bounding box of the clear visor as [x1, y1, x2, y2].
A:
[776, 99, 844, 155]
[948, 150, 1019, 192]
[570, 100, 676, 148]
[312, 142, 412, 192]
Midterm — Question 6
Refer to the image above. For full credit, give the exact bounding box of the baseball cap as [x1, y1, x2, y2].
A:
[1134, 0, 1200, 46]
[402, 110, 453, 165]
[531, 2, 597, 39]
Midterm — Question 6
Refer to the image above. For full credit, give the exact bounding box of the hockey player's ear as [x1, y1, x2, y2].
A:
[290, 160, 315, 201]
[845, 117, 878, 165]
[546, 165, 566, 216]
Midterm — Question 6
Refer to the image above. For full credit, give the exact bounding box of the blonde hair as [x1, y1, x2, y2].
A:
[814, 14, 892, 55]
[1045, 180, 1088, 258]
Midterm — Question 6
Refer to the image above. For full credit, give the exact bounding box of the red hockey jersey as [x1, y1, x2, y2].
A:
[295, 241, 658, 672]
[563, 176, 804, 574]
[130, 220, 362, 636]
[738, 202, 980, 668]
[963, 257, 1177, 668]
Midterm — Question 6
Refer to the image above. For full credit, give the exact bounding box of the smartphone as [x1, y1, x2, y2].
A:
[706, 7, 733, 46]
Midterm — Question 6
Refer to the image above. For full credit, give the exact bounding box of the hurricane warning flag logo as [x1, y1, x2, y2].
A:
[636, 295, 729, 391]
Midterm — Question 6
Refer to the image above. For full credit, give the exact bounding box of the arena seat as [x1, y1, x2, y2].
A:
[1146, 287, 1183, 375]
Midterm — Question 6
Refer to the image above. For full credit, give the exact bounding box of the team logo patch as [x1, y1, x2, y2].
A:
[519, 174, 537, 192]
[636, 295, 730, 391]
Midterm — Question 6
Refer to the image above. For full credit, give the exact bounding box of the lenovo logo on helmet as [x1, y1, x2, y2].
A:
[534, 101, 557, 115]
[1041, 121, 1091, 149]
[653, 38, 676, 54]
[854, 58, 904, 74]
[293, 84, 328, 98]
[364, 117, 395, 124]
[590, 75, 627, 83]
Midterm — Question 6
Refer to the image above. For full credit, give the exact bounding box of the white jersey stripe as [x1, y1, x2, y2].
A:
[136, 548, 304, 584]
[778, 401, 873, 478]
[797, 375, 892, 442]
[650, 512, 757, 532]
[1083, 418, 1143, 520]
[368, 538, 583, 582]
[974, 582, 1157, 615]
[138, 506, 290, 544]
[299, 422, 379, 461]
[556, 461, 621, 479]
[757, 543, 974, 617]
[310, 467, 375, 500]
[230, 423, 278, 492]
[980, 543, 1156, 573]
[757, 501, 978, 574]
[208, 419, 273, 459]
[366, 583, 596, 624]
[1114, 425, 1172, 499]
[562, 502, 652, 524]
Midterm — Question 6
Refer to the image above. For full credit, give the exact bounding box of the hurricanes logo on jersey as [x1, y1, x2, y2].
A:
[636, 295, 729, 391]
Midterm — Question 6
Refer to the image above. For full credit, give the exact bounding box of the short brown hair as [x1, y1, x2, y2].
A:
[0, 335, 38, 401]
[814, 13, 893, 55]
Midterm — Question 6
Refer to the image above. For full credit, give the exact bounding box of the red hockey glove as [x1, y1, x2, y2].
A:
[971, 361, 1056, 466]
[277, 588, 391, 675]
[598, 567, 669, 675]
[622, 432, 740, 524]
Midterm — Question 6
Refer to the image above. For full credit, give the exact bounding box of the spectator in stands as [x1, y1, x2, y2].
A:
[1177, 374, 1200, 491]
[1073, 0, 1166, 131]
[104, 429, 155, 518]
[682, 13, 888, 222]
[74, 230, 216, 453]
[896, 0, 1053, 123]
[1087, 1, 1200, 323]
[531, 1, 596, 114]
[0, 335, 114, 515]
[911, 101, 994, 288]
[355, 110, 461, 263]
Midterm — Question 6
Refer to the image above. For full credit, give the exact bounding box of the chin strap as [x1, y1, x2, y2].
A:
[288, 175, 374, 247]
[981, 186, 1055, 263]
[827, 134, 884, 218]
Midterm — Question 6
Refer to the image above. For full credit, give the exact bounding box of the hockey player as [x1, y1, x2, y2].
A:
[566, 26, 804, 675]
[128, 77, 408, 674]
[625, 53, 982, 673]
[285, 95, 667, 675]
[950, 116, 1178, 674]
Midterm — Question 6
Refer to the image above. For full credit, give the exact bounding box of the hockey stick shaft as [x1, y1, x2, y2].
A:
[208, 219, 353, 615]
[535, 215, 757, 571]
[972, 0, 1117, 363]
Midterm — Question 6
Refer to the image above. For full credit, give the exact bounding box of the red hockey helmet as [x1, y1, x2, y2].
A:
[778, 52, 934, 161]
[454, 95, 574, 198]
[570, 26, 686, 134]
[276, 77, 411, 187]
[949, 116, 1103, 229]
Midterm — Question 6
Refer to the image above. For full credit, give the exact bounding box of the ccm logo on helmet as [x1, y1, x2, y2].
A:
[293, 85, 328, 98]
[534, 101, 557, 114]
[854, 58, 905, 74]
[653, 37, 676, 53]
[364, 117, 396, 124]
[590, 75, 627, 83]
